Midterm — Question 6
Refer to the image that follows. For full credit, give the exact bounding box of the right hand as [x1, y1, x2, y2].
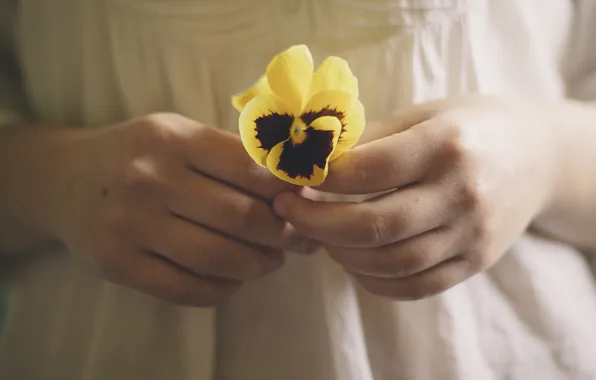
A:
[53, 113, 315, 307]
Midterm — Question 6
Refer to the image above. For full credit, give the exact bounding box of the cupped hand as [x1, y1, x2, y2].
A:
[55, 113, 316, 307]
[274, 96, 560, 300]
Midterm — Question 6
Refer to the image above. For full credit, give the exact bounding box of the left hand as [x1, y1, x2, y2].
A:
[273, 96, 561, 300]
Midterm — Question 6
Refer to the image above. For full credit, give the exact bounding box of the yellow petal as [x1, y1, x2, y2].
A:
[266, 116, 341, 186]
[266, 45, 314, 114]
[239, 94, 294, 167]
[301, 89, 352, 119]
[231, 74, 272, 112]
[310, 56, 358, 98]
[300, 90, 365, 160]
[329, 98, 365, 160]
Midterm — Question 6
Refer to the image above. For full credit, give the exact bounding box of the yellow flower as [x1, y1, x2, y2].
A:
[231, 45, 365, 186]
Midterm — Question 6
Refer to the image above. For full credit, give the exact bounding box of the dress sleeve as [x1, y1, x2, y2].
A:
[0, 0, 31, 126]
[564, 0, 596, 102]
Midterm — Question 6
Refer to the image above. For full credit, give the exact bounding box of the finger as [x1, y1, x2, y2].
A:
[355, 107, 432, 146]
[353, 257, 472, 301]
[356, 96, 475, 146]
[275, 184, 461, 248]
[328, 227, 459, 278]
[185, 126, 298, 199]
[111, 251, 241, 307]
[317, 119, 448, 195]
[167, 168, 316, 252]
[145, 216, 284, 280]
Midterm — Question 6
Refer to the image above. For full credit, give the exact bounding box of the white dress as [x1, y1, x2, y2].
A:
[2, 1, 596, 379]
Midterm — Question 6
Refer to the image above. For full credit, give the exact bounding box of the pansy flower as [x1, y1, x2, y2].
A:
[232, 45, 365, 186]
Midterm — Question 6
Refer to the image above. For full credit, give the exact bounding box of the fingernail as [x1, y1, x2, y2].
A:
[300, 187, 324, 201]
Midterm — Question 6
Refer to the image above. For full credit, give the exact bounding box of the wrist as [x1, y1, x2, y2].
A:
[531, 100, 596, 247]
[535, 101, 570, 217]
[0, 125, 92, 254]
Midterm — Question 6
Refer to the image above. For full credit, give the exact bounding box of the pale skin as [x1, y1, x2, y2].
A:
[0, 113, 317, 306]
[1, 96, 596, 305]
[275, 95, 596, 300]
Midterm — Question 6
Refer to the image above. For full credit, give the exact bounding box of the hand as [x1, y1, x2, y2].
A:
[274, 96, 560, 300]
[52, 113, 315, 306]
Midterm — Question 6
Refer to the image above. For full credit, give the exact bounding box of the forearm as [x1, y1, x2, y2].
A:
[533, 100, 596, 250]
[0, 125, 80, 256]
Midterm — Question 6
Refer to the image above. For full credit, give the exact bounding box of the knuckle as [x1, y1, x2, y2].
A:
[443, 140, 466, 163]
[235, 161, 258, 188]
[439, 123, 467, 163]
[188, 121, 215, 143]
[457, 179, 482, 210]
[371, 215, 389, 245]
[360, 211, 404, 247]
[220, 197, 258, 233]
[141, 111, 184, 125]
[348, 155, 397, 192]
[360, 212, 391, 246]
[348, 158, 370, 190]
[237, 153, 262, 181]
[118, 158, 167, 194]
[140, 112, 186, 132]
[136, 112, 193, 150]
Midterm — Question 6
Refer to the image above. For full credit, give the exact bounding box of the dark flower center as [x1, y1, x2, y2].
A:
[253, 107, 345, 180]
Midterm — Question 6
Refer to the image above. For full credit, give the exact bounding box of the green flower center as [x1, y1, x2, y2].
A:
[290, 119, 308, 144]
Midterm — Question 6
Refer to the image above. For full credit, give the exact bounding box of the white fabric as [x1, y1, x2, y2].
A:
[1, 1, 596, 379]
[563, 0, 596, 102]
